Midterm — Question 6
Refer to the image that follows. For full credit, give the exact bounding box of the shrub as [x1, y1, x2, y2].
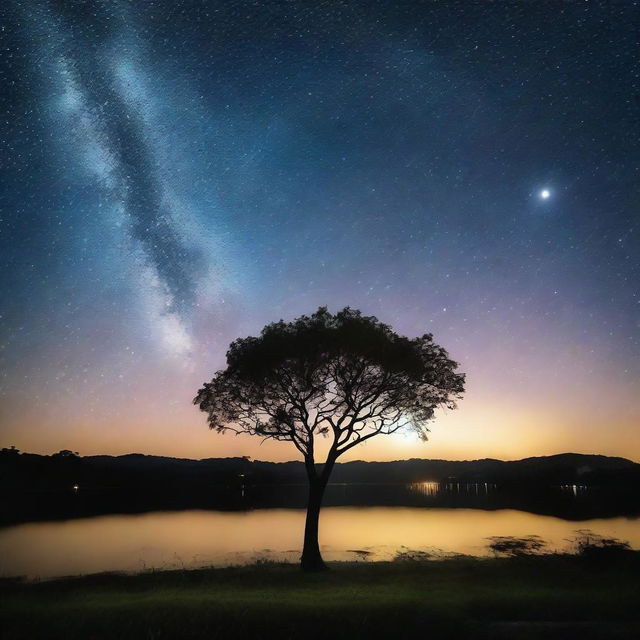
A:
[570, 529, 631, 559]
[486, 535, 546, 557]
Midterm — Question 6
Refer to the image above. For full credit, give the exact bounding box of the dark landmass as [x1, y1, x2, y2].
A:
[2, 556, 640, 639]
[3, 448, 638, 489]
[1, 449, 639, 524]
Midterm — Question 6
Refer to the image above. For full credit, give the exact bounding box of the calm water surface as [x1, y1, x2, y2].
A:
[1, 506, 638, 578]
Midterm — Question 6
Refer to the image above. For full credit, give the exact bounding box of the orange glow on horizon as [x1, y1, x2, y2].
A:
[3, 388, 639, 463]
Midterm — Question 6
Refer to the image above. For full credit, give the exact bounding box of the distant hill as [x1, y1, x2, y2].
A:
[2, 449, 639, 525]
[325, 453, 639, 486]
[1, 449, 638, 492]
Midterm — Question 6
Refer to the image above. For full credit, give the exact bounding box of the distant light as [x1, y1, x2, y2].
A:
[73, 484, 79, 491]
[540, 189, 550, 199]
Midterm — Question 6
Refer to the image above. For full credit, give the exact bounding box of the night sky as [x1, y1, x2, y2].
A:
[1, 1, 638, 462]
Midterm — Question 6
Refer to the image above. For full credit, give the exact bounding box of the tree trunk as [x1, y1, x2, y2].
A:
[300, 477, 328, 571]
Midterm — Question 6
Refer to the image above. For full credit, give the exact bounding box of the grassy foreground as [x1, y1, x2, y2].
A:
[2, 555, 639, 639]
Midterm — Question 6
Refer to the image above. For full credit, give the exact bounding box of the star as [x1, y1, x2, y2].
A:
[540, 189, 551, 200]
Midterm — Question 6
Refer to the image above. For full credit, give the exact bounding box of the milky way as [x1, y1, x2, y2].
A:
[1, 1, 638, 460]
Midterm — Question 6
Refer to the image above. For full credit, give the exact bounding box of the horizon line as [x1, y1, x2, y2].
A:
[5, 447, 638, 466]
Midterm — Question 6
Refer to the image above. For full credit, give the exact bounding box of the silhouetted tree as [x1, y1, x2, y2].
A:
[194, 307, 465, 570]
[1, 445, 20, 456]
[52, 449, 79, 458]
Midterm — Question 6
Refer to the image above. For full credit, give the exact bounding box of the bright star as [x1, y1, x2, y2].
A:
[540, 189, 550, 199]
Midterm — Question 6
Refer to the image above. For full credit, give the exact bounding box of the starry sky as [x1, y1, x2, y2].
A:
[1, 0, 638, 462]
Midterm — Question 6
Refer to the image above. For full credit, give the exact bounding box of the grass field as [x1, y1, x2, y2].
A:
[2, 554, 639, 639]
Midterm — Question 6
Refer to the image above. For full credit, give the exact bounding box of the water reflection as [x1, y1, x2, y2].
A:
[408, 481, 498, 496]
[5, 480, 637, 526]
[559, 484, 588, 496]
[0, 507, 637, 579]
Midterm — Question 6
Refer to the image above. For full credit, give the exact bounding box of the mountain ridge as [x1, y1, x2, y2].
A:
[75, 451, 636, 466]
[2, 449, 638, 491]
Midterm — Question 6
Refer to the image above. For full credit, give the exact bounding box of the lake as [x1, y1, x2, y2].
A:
[1, 504, 638, 578]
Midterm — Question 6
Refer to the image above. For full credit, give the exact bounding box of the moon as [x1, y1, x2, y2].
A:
[540, 189, 551, 199]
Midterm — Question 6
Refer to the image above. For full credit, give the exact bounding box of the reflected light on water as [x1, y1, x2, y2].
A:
[559, 484, 588, 496]
[0, 507, 638, 579]
[407, 482, 440, 496]
[408, 482, 498, 496]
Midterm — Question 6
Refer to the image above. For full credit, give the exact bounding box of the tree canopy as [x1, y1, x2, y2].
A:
[194, 307, 465, 459]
